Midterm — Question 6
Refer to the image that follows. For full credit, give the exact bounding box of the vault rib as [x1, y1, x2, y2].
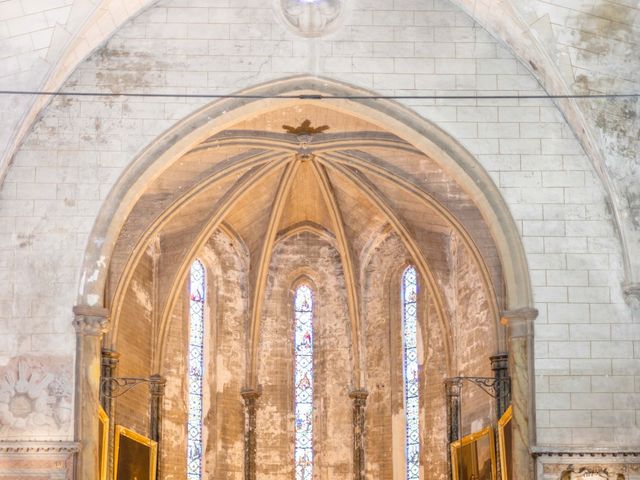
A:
[324, 150, 501, 343]
[190, 133, 421, 157]
[309, 159, 364, 388]
[107, 150, 287, 344]
[317, 156, 454, 375]
[151, 156, 294, 370]
[247, 159, 301, 387]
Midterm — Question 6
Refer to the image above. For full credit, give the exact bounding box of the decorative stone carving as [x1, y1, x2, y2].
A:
[277, 0, 345, 37]
[622, 282, 640, 309]
[536, 452, 640, 480]
[0, 441, 78, 479]
[0, 356, 73, 437]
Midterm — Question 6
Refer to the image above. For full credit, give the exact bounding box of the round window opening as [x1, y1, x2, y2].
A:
[277, 0, 347, 37]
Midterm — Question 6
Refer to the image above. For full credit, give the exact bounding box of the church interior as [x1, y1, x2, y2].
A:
[0, 0, 638, 479]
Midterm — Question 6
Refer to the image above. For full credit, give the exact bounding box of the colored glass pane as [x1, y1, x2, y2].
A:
[294, 285, 314, 480]
[402, 266, 420, 480]
[187, 259, 205, 480]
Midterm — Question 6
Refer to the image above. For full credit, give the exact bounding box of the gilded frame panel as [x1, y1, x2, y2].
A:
[113, 425, 157, 480]
[451, 426, 497, 480]
[498, 406, 513, 480]
[98, 406, 109, 480]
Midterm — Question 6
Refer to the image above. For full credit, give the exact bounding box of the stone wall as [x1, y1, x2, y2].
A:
[256, 231, 353, 480]
[160, 229, 247, 479]
[0, 0, 637, 473]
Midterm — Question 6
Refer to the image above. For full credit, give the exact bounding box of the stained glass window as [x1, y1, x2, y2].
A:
[293, 285, 314, 480]
[187, 259, 205, 480]
[402, 266, 420, 480]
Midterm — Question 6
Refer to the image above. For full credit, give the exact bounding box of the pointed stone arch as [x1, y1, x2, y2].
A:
[74, 75, 536, 478]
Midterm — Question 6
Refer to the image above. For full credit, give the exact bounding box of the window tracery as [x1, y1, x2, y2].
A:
[293, 284, 314, 480]
[402, 265, 420, 480]
[187, 259, 205, 480]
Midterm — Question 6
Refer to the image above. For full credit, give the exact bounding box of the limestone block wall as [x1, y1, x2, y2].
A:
[0, 0, 636, 462]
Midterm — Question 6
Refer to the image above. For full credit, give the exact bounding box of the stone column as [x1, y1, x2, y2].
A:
[73, 305, 109, 480]
[241, 387, 261, 480]
[444, 378, 462, 443]
[445, 378, 462, 480]
[349, 388, 368, 480]
[490, 353, 510, 420]
[150, 374, 166, 479]
[100, 348, 119, 479]
[502, 307, 538, 480]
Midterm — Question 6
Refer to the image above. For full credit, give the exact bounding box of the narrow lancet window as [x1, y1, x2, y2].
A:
[402, 265, 420, 480]
[294, 285, 314, 480]
[187, 259, 205, 480]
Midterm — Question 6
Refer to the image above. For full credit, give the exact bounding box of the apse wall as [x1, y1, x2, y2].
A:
[256, 231, 353, 479]
[161, 230, 247, 479]
[0, 0, 636, 473]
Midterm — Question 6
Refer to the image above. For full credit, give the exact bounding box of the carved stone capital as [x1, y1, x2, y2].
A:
[149, 374, 167, 397]
[490, 352, 509, 371]
[444, 378, 462, 397]
[241, 386, 262, 403]
[349, 388, 368, 407]
[101, 349, 120, 368]
[623, 282, 640, 309]
[73, 305, 109, 336]
[501, 307, 538, 338]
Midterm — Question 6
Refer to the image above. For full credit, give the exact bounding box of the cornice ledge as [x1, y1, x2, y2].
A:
[622, 282, 640, 309]
[0, 441, 80, 454]
[532, 445, 640, 458]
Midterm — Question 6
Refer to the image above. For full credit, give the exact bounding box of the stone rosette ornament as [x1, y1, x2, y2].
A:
[0, 357, 72, 435]
[278, 0, 346, 37]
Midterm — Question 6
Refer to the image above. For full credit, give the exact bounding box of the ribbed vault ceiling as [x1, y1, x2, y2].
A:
[106, 105, 505, 380]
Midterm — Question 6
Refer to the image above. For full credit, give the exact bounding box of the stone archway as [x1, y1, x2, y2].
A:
[74, 75, 537, 479]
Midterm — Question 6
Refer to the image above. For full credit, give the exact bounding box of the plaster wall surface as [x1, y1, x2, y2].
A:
[0, 0, 637, 460]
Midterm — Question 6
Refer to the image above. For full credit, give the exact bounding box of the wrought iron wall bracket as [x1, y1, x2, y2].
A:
[445, 376, 511, 400]
[100, 376, 158, 399]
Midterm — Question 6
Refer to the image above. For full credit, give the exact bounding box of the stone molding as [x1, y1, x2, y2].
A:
[0, 441, 80, 453]
[72, 305, 110, 336]
[502, 307, 538, 338]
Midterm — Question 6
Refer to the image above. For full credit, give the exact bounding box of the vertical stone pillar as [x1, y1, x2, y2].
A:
[73, 305, 109, 480]
[241, 387, 261, 480]
[150, 374, 166, 479]
[502, 308, 538, 480]
[490, 353, 510, 419]
[100, 348, 119, 479]
[445, 378, 462, 443]
[349, 388, 368, 480]
[445, 378, 462, 480]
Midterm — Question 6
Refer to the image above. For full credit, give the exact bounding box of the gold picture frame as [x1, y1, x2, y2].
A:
[114, 425, 157, 480]
[451, 426, 497, 480]
[98, 406, 109, 480]
[497, 406, 513, 480]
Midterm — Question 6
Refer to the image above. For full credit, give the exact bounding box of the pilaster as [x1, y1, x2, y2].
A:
[73, 305, 109, 480]
[349, 388, 368, 480]
[241, 387, 261, 480]
[502, 307, 538, 480]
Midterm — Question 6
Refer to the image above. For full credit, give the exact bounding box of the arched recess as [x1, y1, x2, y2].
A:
[77, 75, 531, 312]
[74, 75, 537, 478]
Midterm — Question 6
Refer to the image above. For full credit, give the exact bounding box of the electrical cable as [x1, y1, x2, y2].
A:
[0, 90, 638, 100]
